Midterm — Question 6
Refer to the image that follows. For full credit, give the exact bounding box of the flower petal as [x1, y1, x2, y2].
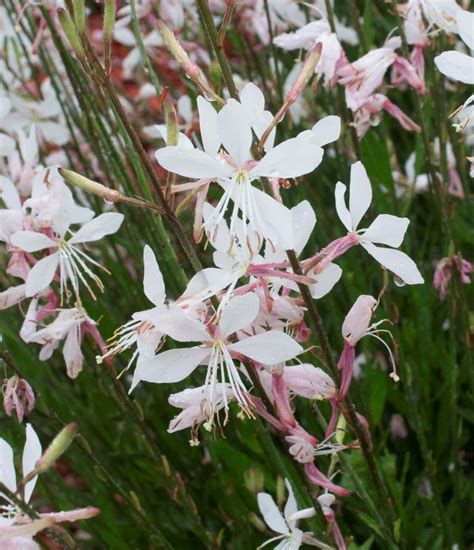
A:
[147, 305, 209, 342]
[253, 138, 323, 179]
[251, 187, 295, 250]
[257, 493, 289, 535]
[130, 347, 209, 391]
[0, 176, 21, 210]
[228, 331, 302, 364]
[197, 96, 220, 156]
[310, 115, 341, 147]
[284, 480, 298, 525]
[362, 214, 409, 247]
[155, 146, 232, 179]
[0, 437, 16, 493]
[457, 9, 474, 50]
[362, 242, 424, 285]
[219, 293, 259, 338]
[434, 51, 474, 85]
[68, 212, 124, 244]
[11, 231, 56, 252]
[180, 267, 234, 302]
[142, 245, 165, 306]
[25, 253, 59, 297]
[23, 424, 42, 503]
[309, 263, 342, 299]
[291, 201, 316, 255]
[334, 182, 352, 232]
[218, 99, 252, 164]
[349, 161, 372, 230]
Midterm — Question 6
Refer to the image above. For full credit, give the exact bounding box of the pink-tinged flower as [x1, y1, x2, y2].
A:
[390, 413, 408, 439]
[257, 479, 324, 550]
[167, 384, 234, 444]
[338, 295, 398, 399]
[334, 161, 424, 285]
[131, 292, 302, 424]
[11, 209, 124, 300]
[0, 424, 99, 546]
[400, 0, 429, 47]
[156, 85, 333, 249]
[421, 0, 462, 33]
[318, 492, 346, 550]
[2, 376, 35, 423]
[433, 255, 472, 301]
[24, 305, 106, 378]
[435, 9, 474, 85]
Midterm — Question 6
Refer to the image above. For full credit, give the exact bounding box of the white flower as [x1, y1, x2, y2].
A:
[11, 209, 124, 299]
[257, 479, 322, 549]
[335, 161, 424, 285]
[130, 292, 302, 423]
[0, 97, 15, 157]
[434, 9, 474, 85]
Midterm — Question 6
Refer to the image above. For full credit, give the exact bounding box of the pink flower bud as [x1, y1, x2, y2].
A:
[341, 295, 377, 345]
[2, 376, 35, 423]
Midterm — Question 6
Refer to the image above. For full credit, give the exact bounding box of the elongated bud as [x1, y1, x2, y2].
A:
[35, 423, 78, 474]
[286, 45, 321, 103]
[335, 414, 347, 445]
[59, 168, 122, 202]
[244, 466, 264, 494]
[164, 101, 178, 147]
[157, 21, 200, 79]
[57, 9, 84, 57]
[103, 0, 116, 74]
[73, 0, 86, 35]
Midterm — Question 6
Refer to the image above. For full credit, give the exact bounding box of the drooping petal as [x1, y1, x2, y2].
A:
[251, 187, 295, 250]
[69, 212, 124, 244]
[434, 51, 474, 85]
[155, 146, 233, 179]
[457, 9, 474, 50]
[362, 214, 410, 247]
[361, 242, 424, 285]
[197, 96, 220, 156]
[218, 99, 252, 165]
[219, 293, 259, 338]
[130, 347, 210, 391]
[252, 138, 323, 179]
[228, 331, 302, 364]
[309, 263, 342, 299]
[25, 253, 59, 297]
[0, 438, 16, 493]
[291, 201, 316, 254]
[0, 284, 26, 310]
[310, 115, 341, 147]
[11, 231, 56, 252]
[142, 245, 165, 306]
[257, 493, 289, 535]
[349, 161, 372, 230]
[23, 424, 42, 503]
[334, 182, 352, 232]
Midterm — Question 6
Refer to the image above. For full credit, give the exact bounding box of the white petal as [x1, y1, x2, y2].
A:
[228, 331, 302, 364]
[349, 161, 372, 230]
[457, 9, 474, 50]
[150, 124, 194, 149]
[39, 121, 69, 146]
[0, 133, 15, 156]
[155, 146, 232, 179]
[0, 284, 26, 310]
[435, 51, 474, 84]
[11, 231, 56, 252]
[309, 263, 342, 299]
[251, 188, 295, 249]
[180, 267, 233, 301]
[334, 182, 352, 232]
[69, 212, 124, 244]
[130, 347, 209, 391]
[240, 82, 265, 113]
[0, 176, 21, 210]
[142, 245, 165, 306]
[362, 242, 424, 285]
[257, 493, 289, 535]
[362, 214, 409, 247]
[291, 201, 316, 254]
[0, 97, 12, 119]
[0, 438, 16, 493]
[25, 253, 59, 296]
[23, 424, 42, 503]
[310, 115, 341, 147]
[219, 293, 259, 338]
[253, 138, 324, 179]
[218, 99, 252, 165]
[147, 305, 209, 342]
[284, 480, 298, 525]
[197, 96, 220, 156]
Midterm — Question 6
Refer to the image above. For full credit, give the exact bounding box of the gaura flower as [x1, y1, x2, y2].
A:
[130, 292, 302, 424]
[334, 161, 424, 285]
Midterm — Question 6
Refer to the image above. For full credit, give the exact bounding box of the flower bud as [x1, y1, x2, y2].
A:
[2, 376, 35, 423]
[73, 0, 86, 35]
[35, 423, 78, 474]
[157, 21, 200, 79]
[164, 101, 179, 147]
[286, 45, 321, 103]
[57, 8, 84, 58]
[59, 168, 122, 202]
